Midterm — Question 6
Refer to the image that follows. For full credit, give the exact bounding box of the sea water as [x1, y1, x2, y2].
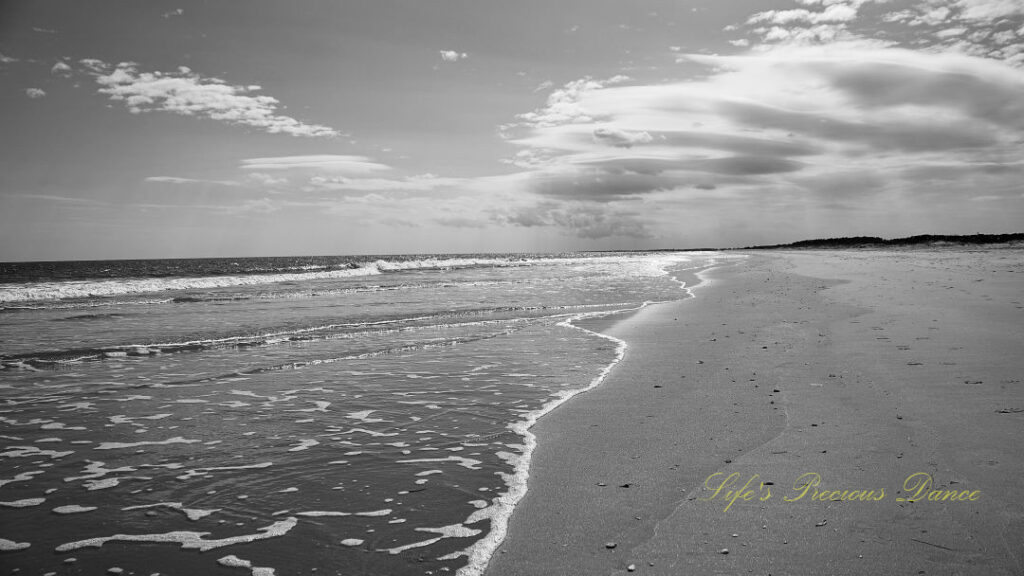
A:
[0, 252, 720, 575]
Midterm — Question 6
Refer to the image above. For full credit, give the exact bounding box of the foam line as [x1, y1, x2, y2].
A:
[55, 517, 298, 552]
[448, 304, 639, 576]
[449, 253, 735, 576]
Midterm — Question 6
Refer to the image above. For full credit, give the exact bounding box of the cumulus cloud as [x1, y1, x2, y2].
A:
[240, 155, 389, 173]
[747, 3, 860, 26]
[439, 50, 468, 62]
[953, 0, 1024, 20]
[510, 75, 630, 129]
[25, 88, 46, 99]
[82, 60, 340, 137]
[79, 58, 107, 73]
[51, 61, 73, 76]
[731, 0, 1024, 68]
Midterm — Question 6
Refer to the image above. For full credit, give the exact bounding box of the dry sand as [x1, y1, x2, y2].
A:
[484, 249, 1024, 576]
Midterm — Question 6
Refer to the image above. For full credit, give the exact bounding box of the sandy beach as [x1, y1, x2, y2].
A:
[485, 249, 1024, 576]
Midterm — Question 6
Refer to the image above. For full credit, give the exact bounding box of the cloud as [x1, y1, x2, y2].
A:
[495, 41, 1024, 239]
[433, 215, 489, 228]
[82, 60, 341, 137]
[25, 88, 46, 99]
[731, 0, 1024, 69]
[592, 128, 653, 148]
[510, 75, 630, 129]
[953, 0, 1024, 20]
[144, 176, 240, 186]
[439, 50, 468, 62]
[491, 201, 653, 239]
[162, 8, 184, 18]
[79, 58, 107, 73]
[51, 61, 73, 76]
[305, 173, 463, 192]
[240, 155, 389, 173]
[0, 52, 18, 64]
[747, 4, 860, 26]
[246, 172, 289, 187]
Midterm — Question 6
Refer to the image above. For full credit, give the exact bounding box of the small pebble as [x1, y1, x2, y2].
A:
[627, 564, 636, 572]
[605, 542, 617, 549]
[719, 548, 729, 554]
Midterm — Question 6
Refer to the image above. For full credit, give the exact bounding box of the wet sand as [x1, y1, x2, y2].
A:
[484, 249, 1024, 576]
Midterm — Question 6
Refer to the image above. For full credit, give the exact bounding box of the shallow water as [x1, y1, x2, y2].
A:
[0, 252, 721, 575]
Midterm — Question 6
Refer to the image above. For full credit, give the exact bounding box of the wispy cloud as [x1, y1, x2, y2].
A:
[490, 200, 653, 239]
[240, 155, 389, 173]
[144, 176, 241, 186]
[25, 88, 46, 99]
[533, 80, 554, 93]
[305, 173, 463, 192]
[0, 52, 18, 64]
[81, 60, 341, 137]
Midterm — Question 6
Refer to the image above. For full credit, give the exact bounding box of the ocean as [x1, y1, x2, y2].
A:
[0, 251, 722, 576]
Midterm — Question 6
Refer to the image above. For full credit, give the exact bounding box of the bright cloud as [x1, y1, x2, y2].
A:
[494, 41, 1024, 239]
[735, 0, 1024, 68]
[84, 61, 341, 137]
[953, 0, 1024, 20]
[51, 61, 72, 76]
[439, 50, 468, 62]
[25, 88, 46, 99]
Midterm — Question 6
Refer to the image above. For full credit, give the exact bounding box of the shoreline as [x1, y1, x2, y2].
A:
[457, 256, 725, 575]
[483, 249, 1024, 575]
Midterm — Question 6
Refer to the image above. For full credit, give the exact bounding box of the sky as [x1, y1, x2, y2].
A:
[1, 0, 1022, 260]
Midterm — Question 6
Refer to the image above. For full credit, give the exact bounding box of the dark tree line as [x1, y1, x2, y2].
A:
[743, 233, 1024, 250]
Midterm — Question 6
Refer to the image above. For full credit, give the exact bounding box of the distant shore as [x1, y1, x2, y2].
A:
[484, 249, 1024, 576]
[739, 232, 1024, 250]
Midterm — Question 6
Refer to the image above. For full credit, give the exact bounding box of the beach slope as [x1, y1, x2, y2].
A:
[484, 249, 1024, 576]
